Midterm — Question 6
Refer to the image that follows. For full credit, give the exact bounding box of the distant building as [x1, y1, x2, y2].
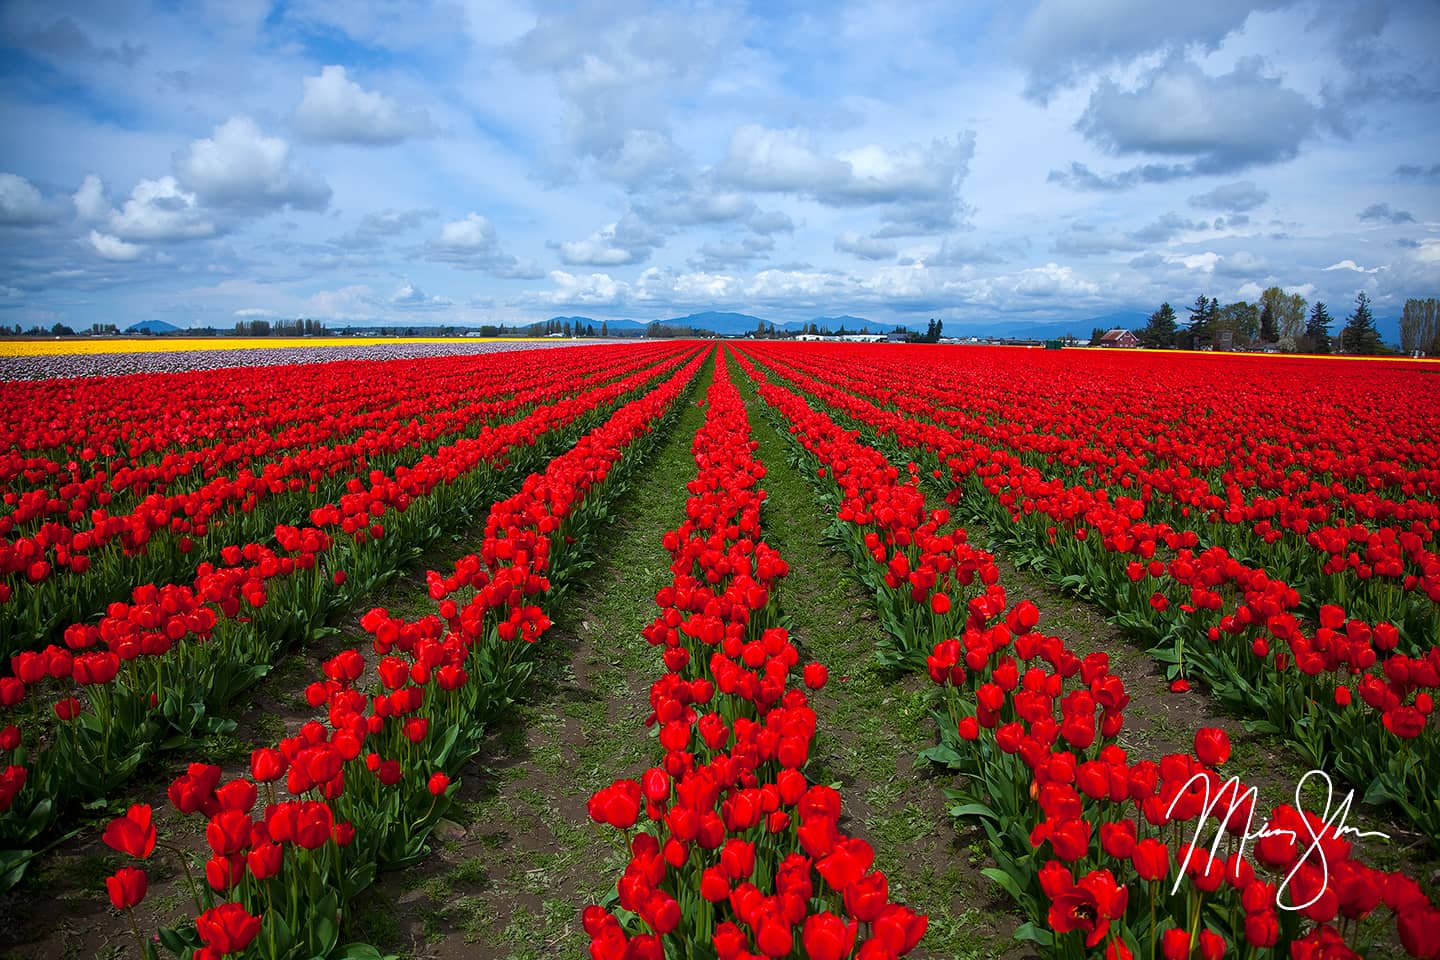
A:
[1097, 329, 1140, 349]
[885, 330, 908, 343]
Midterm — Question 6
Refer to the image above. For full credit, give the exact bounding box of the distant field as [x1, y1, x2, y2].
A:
[0, 336, 539, 356]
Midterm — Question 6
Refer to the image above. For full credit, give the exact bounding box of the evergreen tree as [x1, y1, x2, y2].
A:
[1089, 327, 1105, 346]
[1186, 295, 1215, 349]
[1304, 302, 1332, 354]
[1138, 302, 1178, 349]
[600, 320, 608, 337]
[925, 319, 937, 342]
[934, 318, 943, 342]
[1340, 291, 1381, 354]
[1259, 301, 1278, 343]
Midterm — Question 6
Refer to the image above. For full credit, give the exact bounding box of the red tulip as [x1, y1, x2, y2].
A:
[105, 867, 147, 910]
[1193, 727, 1231, 766]
[102, 804, 156, 859]
[195, 902, 262, 955]
[802, 912, 857, 960]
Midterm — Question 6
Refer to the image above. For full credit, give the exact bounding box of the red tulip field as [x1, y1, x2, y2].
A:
[1, 341, 1438, 960]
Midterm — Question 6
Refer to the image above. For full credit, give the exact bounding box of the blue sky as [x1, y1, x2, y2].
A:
[1, 0, 1437, 330]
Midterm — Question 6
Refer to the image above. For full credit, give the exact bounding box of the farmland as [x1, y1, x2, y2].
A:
[1, 341, 1438, 960]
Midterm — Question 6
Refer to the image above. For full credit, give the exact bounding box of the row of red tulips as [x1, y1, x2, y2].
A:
[746, 344, 1440, 639]
[738, 345, 1440, 844]
[582, 348, 926, 960]
[1, 345, 673, 654]
[2, 349, 525, 516]
[734, 347, 1440, 959]
[95, 349, 704, 959]
[0, 348, 695, 879]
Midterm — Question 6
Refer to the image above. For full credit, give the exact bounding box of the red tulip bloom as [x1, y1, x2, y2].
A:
[802, 912, 857, 960]
[1045, 867, 1128, 948]
[105, 867, 147, 910]
[1131, 838, 1170, 881]
[1193, 727, 1231, 766]
[1398, 904, 1440, 960]
[250, 747, 287, 783]
[195, 902, 262, 955]
[206, 810, 252, 857]
[102, 804, 156, 859]
[427, 772, 450, 796]
[247, 842, 283, 881]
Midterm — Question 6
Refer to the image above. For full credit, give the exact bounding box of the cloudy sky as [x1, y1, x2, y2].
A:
[1, 0, 1437, 331]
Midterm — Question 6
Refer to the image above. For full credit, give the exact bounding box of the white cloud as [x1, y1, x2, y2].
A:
[176, 116, 331, 211]
[87, 230, 144, 261]
[73, 174, 111, 221]
[1081, 58, 1315, 167]
[1323, 259, 1378, 273]
[293, 66, 433, 146]
[427, 213, 541, 277]
[390, 280, 452, 309]
[557, 214, 663, 266]
[540, 269, 630, 305]
[1011, 263, 1101, 299]
[109, 176, 215, 241]
[435, 213, 497, 252]
[1017, 0, 1281, 100]
[0, 173, 56, 225]
[719, 126, 972, 209]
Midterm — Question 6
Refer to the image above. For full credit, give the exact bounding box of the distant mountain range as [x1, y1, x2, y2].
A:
[125, 319, 183, 334]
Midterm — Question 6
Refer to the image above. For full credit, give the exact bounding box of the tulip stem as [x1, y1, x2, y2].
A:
[126, 907, 145, 955]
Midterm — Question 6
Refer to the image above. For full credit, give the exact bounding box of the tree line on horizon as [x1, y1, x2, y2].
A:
[1106, 288, 1438, 356]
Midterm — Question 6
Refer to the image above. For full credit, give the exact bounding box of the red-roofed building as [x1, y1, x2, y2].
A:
[1097, 328, 1140, 348]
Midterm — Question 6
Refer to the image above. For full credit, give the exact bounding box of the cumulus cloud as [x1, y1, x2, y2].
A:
[109, 176, 215, 241]
[389, 280, 451, 309]
[87, 230, 144, 261]
[1054, 57, 1317, 188]
[73, 174, 111, 221]
[176, 116, 331, 211]
[556, 214, 664, 266]
[1016, 0, 1280, 101]
[1324, 259, 1378, 273]
[1188, 180, 1268, 212]
[1357, 202, 1415, 225]
[718, 127, 974, 235]
[293, 66, 433, 146]
[721, 127, 971, 203]
[1011, 263, 1101, 299]
[427, 213, 541, 277]
[834, 232, 897, 261]
[512, 4, 745, 182]
[540, 269, 631, 306]
[0, 173, 58, 226]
